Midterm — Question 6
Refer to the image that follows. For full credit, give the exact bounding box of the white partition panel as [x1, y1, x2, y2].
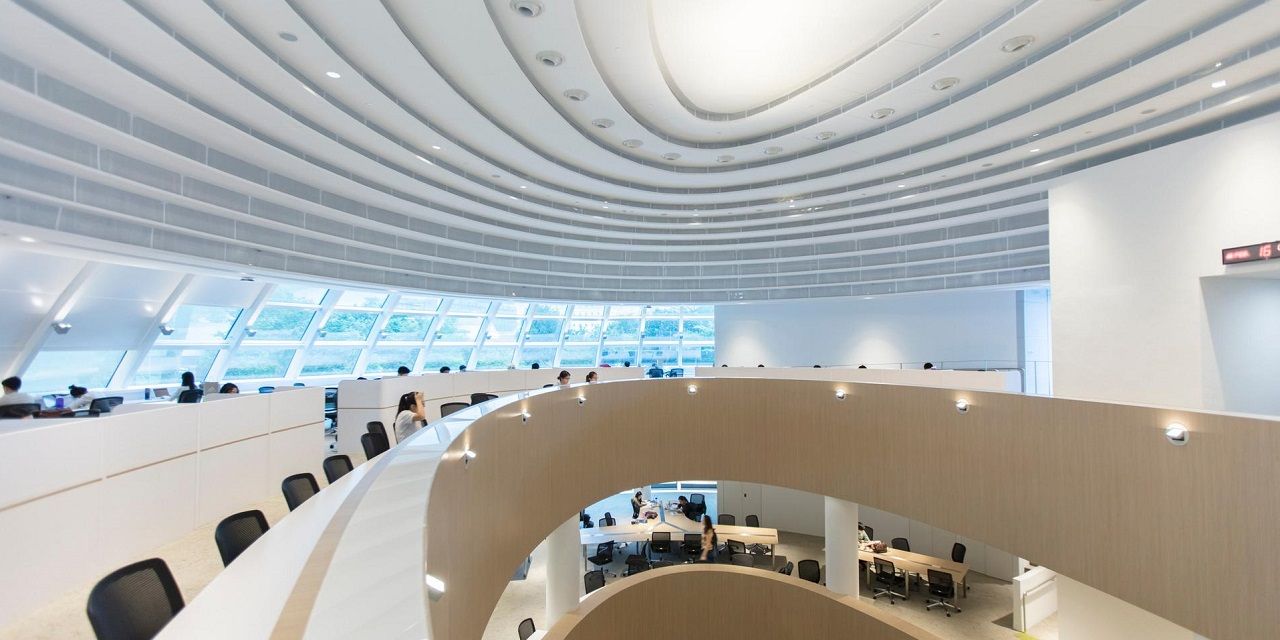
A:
[0, 419, 103, 509]
[201, 393, 270, 449]
[198, 438, 271, 525]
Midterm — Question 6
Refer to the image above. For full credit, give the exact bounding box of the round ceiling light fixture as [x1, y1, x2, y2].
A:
[535, 50, 563, 67]
[1140, 108, 1157, 115]
[278, 31, 298, 42]
[814, 131, 836, 141]
[510, 0, 543, 17]
[763, 146, 784, 155]
[563, 88, 588, 102]
[716, 155, 734, 163]
[870, 108, 895, 120]
[621, 139, 643, 148]
[931, 77, 960, 91]
[591, 118, 614, 129]
[661, 152, 682, 161]
[1000, 35, 1036, 53]
[325, 71, 342, 79]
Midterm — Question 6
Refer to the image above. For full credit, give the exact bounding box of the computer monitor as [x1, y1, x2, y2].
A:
[152, 387, 170, 399]
[202, 382, 220, 395]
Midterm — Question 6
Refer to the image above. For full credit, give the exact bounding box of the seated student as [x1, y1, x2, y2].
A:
[646, 363, 663, 378]
[397, 366, 411, 376]
[677, 495, 695, 520]
[439, 366, 451, 374]
[923, 362, 934, 370]
[218, 383, 239, 394]
[585, 371, 598, 383]
[557, 370, 571, 386]
[66, 385, 94, 411]
[530, 362, 540, 370]
[180, 371, 198, 392]
[631, 491, 644, 518]
[458, 365, 467, 372]
[394, 391, 426, 442]
[858, 523, 872, 544]
[0, 377, 36, 408]
[623, 361, 631, 367]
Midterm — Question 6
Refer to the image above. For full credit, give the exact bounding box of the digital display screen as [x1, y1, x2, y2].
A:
[1222, 241, 1280, 265]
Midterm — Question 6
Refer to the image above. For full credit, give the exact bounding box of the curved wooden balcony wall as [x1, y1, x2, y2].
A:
[159, 378, 1280, 640]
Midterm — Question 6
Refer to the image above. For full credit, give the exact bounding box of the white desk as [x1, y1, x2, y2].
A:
[580, 505, 779, 553]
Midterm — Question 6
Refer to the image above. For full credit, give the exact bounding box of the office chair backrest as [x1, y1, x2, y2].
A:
[595, 541, 614, 560]
[584, 570, 606, 594]
[778, 561, 794, 575]
[927, 569, 954, 595]
[175, 389, 203, 404]
[361, 432, 389, 460]
[281, 473, 320, 511]
[864, 525, 874, 540]
[745, 514, 760, 527]
[469, 392, 497, 405]
[214, 510, 269, 567]
[86, 557, 184, 640]
[726, 539, 746, 555]
[542, 383, 555, 388]
[366, 421, 386, 438]
[651, 560, 675, 569]
[600, 514, 616, 527]
[439, 401, 469, 417]
[257, 386, 275, 394]
[292, 382, 305, 387]
[951, 542, 967, 563]
[873, 557, 897, 580]
[91, 396, 125, 413]
[717, 514, 735, 525]
[651, 531, 670, 542]
[797, 559, 821, 584]
[731, 553, 753, 567]
[0, 403, 39, 418]
[323, 454, 354, 483]
[891, 537, 910, 552]
[690, 493, 705, 505]
[683, 533, 701, 550]
[517, 617, 536, 640]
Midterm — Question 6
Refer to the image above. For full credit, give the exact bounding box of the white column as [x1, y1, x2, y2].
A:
[545, 515, 581, 626]
[824, 496, 860, 596]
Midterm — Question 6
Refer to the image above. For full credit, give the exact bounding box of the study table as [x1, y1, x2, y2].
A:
[580, 503, 780, 558]
[858, 543, 969, 599]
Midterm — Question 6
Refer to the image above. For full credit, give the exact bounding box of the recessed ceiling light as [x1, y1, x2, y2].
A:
[1029, 148, 1040, 153]
[1211, 79, 1227, 89]
[870, 108, 895, 120]
[763, 146, 784, 155]
[431, 145, 442, 150]
[18, 236, 36, 243]
[716, 155, 734, 163]
[601, 205, 609, 209]
[931, 77, 960, 91]
[897, 184, 906, 188]
[1000, 35, 1036, 53]
[278, 31, 298, 42]
[303, 85, 317, 96]
[900, 194, 915, 199]
[535, 51, 563, 67]
[591, 118, 614, 129]
[519, 185, 527, 189]
[1140, 108, 1157, 115]
[1034, 159, 1055, 166]
[689, 222, 701, 226]
[622, 139, 643, 148]
[564, 89, 588, 102]
[508, 195, 517, 200]
[788, 203, 796, 208]
[1213, 61, 1223, 68]
[814, 131, 836, 141]
[661, 152, 681, 161]
[415, 155, 433, 164]
[788, 213, 801, 218]
[511, 0, 543, 17]
[325, 71, 341, 79]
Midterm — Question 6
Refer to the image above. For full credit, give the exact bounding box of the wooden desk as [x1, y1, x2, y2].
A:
[579, 507, 779, 554]
[858, 544, 968, 599]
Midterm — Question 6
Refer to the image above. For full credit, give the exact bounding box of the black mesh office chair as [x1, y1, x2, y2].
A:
[688, 493, 706, 519]
[175, 389, 203, 404]
[864, 525, 874, 540]
[517, 617, 536, 640]
[745, 514, 760, 527]
[90, 397, 124, 413]
[323, 454, 354, 483]
[0, 403, 39, 418]
[587, 542, 616, 577]
[584, 570, 606, 594]
[725, 539, 747, 557]
[925, 569, 961, 616]
[214, 510, 269, 567]
[470, 392, 497, 405]
[257, 386, 275, 394]
[717, 514, 735, 525]
[651, 560, 675, 569]
[649, 531, 672, 560]
[730, 553, 754, 567]
[439, 402, 469, 417]
[797, 559, 822, 584]
[86, 558, 184, 640]
[281, 473, 319, 511]
[665, 368, 684, 377]
[624, 554, 650, 576]
[951, 542, 967, 563]
[872, 557, 907, 603]
[600, 512, 616, 527]
[777, 561, 794, 576]
[366, 421, 386, 438]
[891, 537, 911, 552]
[682, 533, 702, 560]
[361, 432, 389, 460]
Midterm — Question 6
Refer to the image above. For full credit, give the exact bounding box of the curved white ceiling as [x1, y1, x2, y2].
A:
[0, 0, 1276, 302]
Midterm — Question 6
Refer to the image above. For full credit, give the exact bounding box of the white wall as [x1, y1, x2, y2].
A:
[714, 289, 1022, 368]
[1050, 111, 1280, 414]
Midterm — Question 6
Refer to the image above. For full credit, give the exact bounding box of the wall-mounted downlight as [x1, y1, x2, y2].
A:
[591, 118, 614, 129]
[1000, 35, 1036, 53]
[278, 32, 298, 42]
[535, 51, 563, 67]
[870, 108, 895, 120]
[661, 152, 682, 161]
[814, 131, 836, 141]
[955, 399, 970, 414]
[687, 384, 698, 395]
[835, 389, 847, 400]
[622, 139, 643, 148]
[564, 88, 588, 101]
[462, 450, 478, 466]
[931, 77, 960, 91]
[511, 0, 543, 17]
[1164, 423, 1188, 446]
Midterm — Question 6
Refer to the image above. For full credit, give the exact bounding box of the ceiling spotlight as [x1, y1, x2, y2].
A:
[521, 411, 531, 423]
[277, 31, 298, 42]
[622, 139, 643, 148]
[687, 384, 698, 395]
[814, 131, 836, 141]
[519, 185, 527, 189]
[661, 152, 682, 161]
[510, 0, 543, 17]
[1164, 422, 1188, 446]
[835, 389, 847, 400]
[462, 449, 478, 465]
[51, 321, 72, 334]
[870, 108, 895, 120]
[535, 50, 563, 67]
[159, 323, 175, 336]
[931, 77, 960, 91]
[325, 71, 341, 79]
[591, 118, 614, 129]
[1000, 35, 1036, 53]
[564, 88, 588, 101]
[424, 574, 446, 599]
[431, 145, 442, 150]
[1210, 79, 1227, 89]
[1029, 148, 1040, 153]
[955, 399, 970, 414]
[716, 155, 734, 163]
[763, 146, 784, 155]
[577, 396, 586, 406]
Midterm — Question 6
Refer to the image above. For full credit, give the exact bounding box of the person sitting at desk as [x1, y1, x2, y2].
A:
[677, 496, 695, 520]
[180, 371, 198, 392]
[646, 364, 662, 378]
[397, 366, 411, 376]
[394, 391, 426, 442]
[858, 523, 871, 544]
[66, 385, 94, 411]
[557, 370, 571, 386]
[631, 491, 644, 518]
[439, 366, 451, 374]
[699, 515, 718, 561]
[0, 377, 35, 407]
[585, 371, 598, 383]
[218, 383, 239, 394]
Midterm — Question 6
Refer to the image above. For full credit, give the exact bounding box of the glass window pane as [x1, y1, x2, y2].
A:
[300, 347, 362, 376]
[133, 348, 219, 387]
[524, 318, 563, 342]
[319, 311, 379, 341]
[158, 305, 241, 342]
[531, 303, 567, 316]
[336, 291, 388, 308]
[447, 299, 491, 314]
[22, 350, 124, 392]
[641, 345, 678, 366]
[681, 305, 714, 316]
[474, 346, 516, 370]
[599, 345, 637, 366]
[422, 346, 472, 371]
[223, 348, 296, 380]
[608, 305, 643, 317]
[397, 295, 442, 312]
[603, 319, 640, 341]
[648, 305, 681, 316]
[570, 305, 604, 318]
[682, 319, 714, 340]
[365, 347, 421, 374]
[518, 346, 556, 368]
[680, 345, 716, 366]
[268, 284, 327, 305]
[494, 302, 529, 316]
[563, 320, 601, 342]
[558, 345, 598, 366]
[486, 317, 524, 342]
[382, 314, 432, 341]
[643, 319, 679, 339]
[249, 307, 315, 341]
[436, 316, 483, 342]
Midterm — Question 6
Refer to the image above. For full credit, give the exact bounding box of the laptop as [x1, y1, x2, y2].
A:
[152, 387, 170, 399]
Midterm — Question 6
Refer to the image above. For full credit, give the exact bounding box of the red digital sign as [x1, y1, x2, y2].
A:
[1222, 241, 1280, 265]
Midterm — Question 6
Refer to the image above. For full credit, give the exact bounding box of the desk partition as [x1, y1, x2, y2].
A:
[0, 388, 325, 629]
